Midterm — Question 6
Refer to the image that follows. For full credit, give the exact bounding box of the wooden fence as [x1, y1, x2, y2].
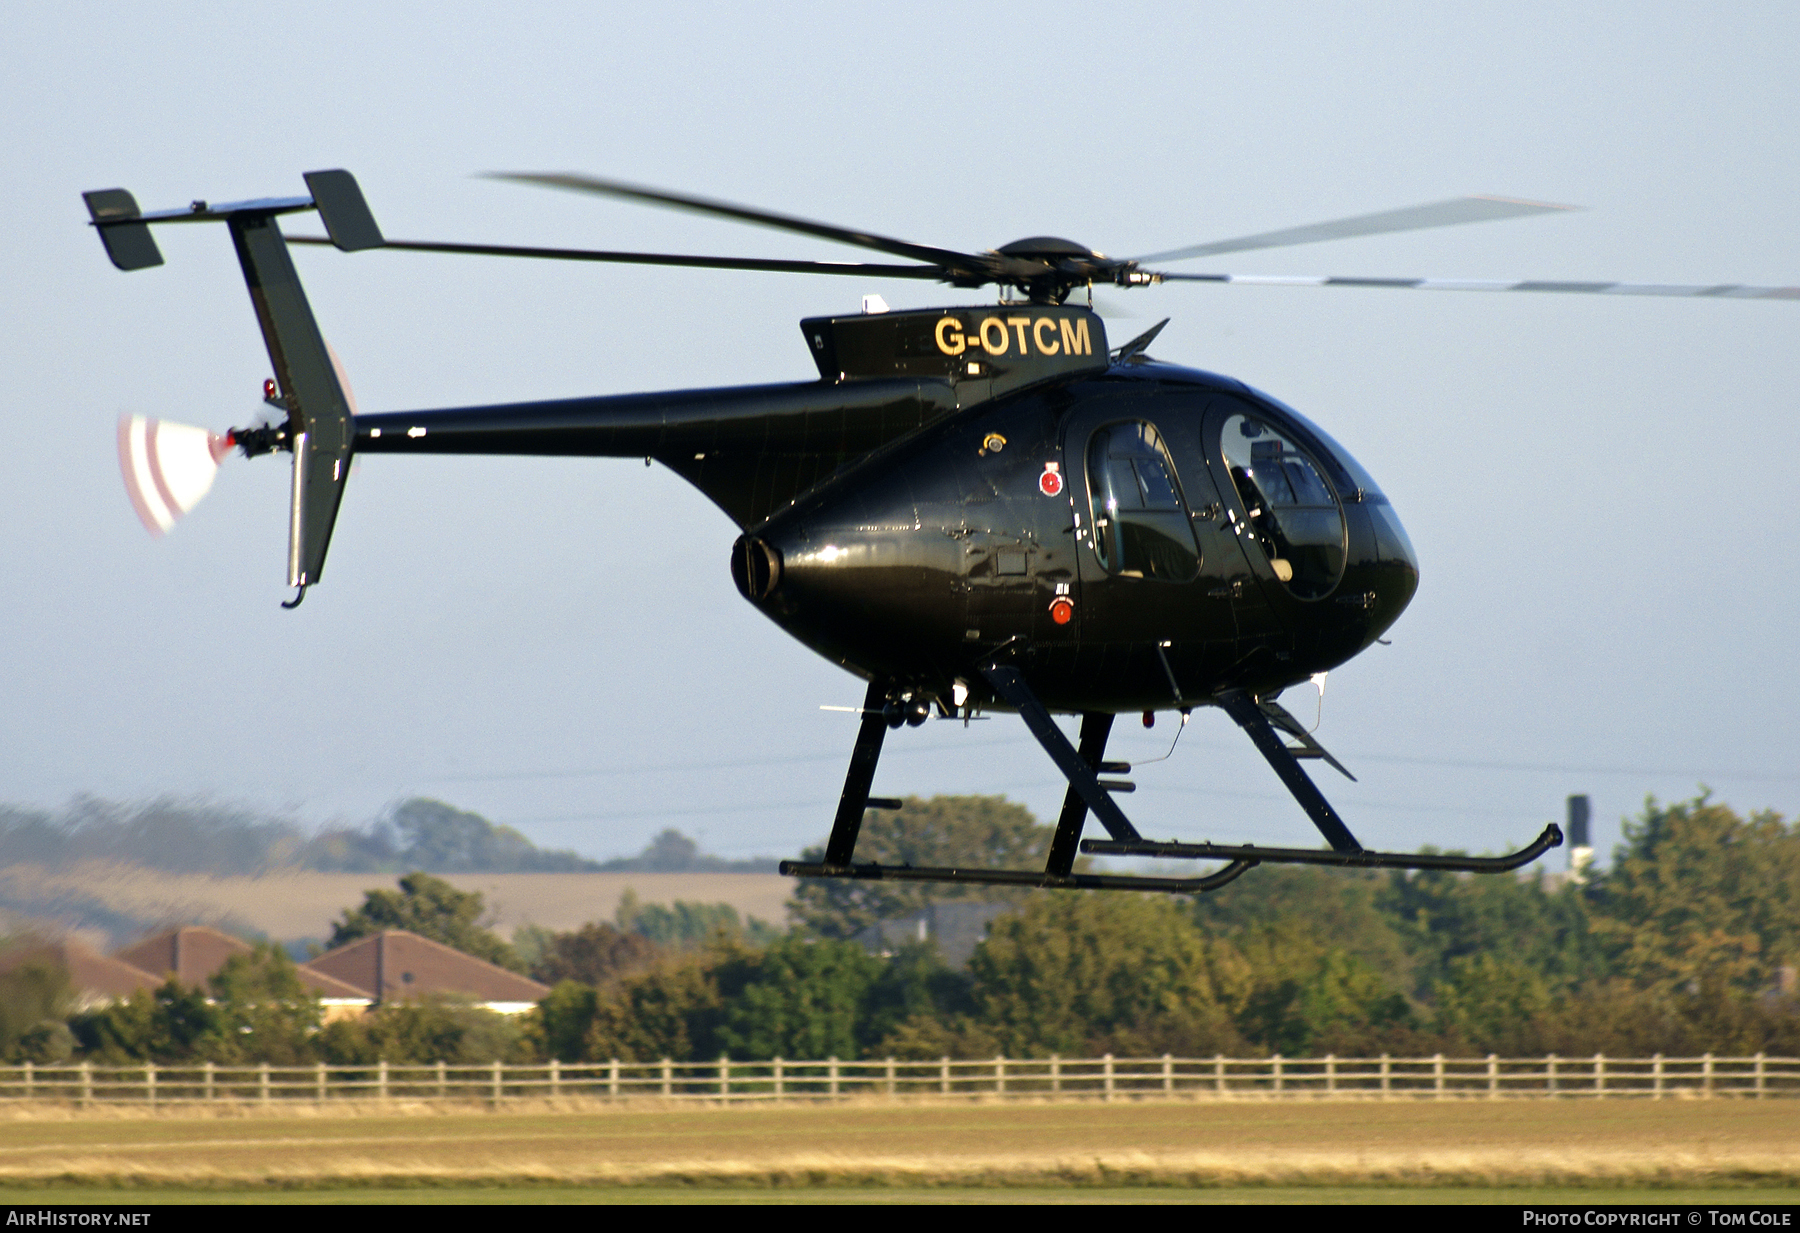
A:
[1, 1053, 1795, 1107]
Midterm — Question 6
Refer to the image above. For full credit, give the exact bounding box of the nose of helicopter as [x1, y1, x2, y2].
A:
[1365, 498, 1420, 633]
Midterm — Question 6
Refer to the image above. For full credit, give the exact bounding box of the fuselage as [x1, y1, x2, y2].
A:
[737, 358, 1418, 714]
[353, 307, 1417, 718]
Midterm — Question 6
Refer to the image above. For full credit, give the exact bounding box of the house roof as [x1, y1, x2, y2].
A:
[300, 930, 549, 1004]
[0, 938, 159, 1004]
[114, 925, 368, 1000]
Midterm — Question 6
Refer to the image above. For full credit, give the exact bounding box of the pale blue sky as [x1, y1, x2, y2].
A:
[4, 2, 1797, 867]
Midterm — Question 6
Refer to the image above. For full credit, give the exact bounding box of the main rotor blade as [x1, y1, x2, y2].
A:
[1131, 196, 1579, 265]
[488, 172, 987, 274]
[1152, 270, 1800, 299]
[285, 234, 947, 279]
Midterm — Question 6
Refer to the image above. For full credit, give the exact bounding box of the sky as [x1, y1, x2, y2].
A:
[3, 2, 1797, 872]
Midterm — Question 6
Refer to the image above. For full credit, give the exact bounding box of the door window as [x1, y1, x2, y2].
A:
[1086, 422, 1199, 581]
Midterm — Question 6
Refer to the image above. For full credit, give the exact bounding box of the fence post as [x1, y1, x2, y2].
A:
[1433, 1053, 1444, 1098]
[1163, 1053, 1174, 1095]
[1323, 1053, 1334, 1096]
[994, 1055, 1004, 1096]
[79, 1061, 91, 1107]
[21, 1061, 32, 1101]
[1755, 1052, 1766, 1099]
[490, 1060, 502, 1107]
[1050, 1054, 1061, 1096]
[1593, 1053, 1605, 1098]
[886, 1057, 896, 1097]
[661, 1058, 672, 1099]
[773, 1057, 783, 1101]
[146, 1062, 156, 1109]
[1653, 1053, 1664, 1099]
[1215, 1053, 1225, 1095]
[940, 1056, 950, 1096]
[719, 1055, 729, 1100]
[315, 1062, 326, 1103]
[377, 1059, 389, 1102]
[259, 1062, 270, 1107]
[1104, 1054, 1115, 1102]
[1379, 1053, 1390, 1096]
[607, 1058, 619, 1100]
[829, 1056, 840, 1098]
[1272, 1053, 1283, 1096]
[1703, 1052, 1714, 1098]
[1487, 1054, 1498, 1099]
[202, 1060, 215, 1102]
[1547, 1053, 1558, 1096]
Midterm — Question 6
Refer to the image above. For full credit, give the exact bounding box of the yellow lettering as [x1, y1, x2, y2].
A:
[1008, 316, 1032, 354]
[1033, 317, 1060, 355]
[934, 317, 966, 356]
[979, 316, 1009, 355]
[1059, 317, 1092, 356]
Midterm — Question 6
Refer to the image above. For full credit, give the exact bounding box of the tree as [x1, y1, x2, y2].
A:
[788, 795, 1055, 939]
[714, 935, 884, 1060]
[1191, 865, 1417, 994]
[329, 872, 525, 972]
[0, 957, 75, 1063]
[536, 980, 600, 1062]
[580, 944, 744, 1062]
[1231, 921, 1416, 1055]
[204, 943, 321, 1064]
[1592, 796, 1800, 995]
[968, 894, 1249, 1057]
[317, 996, 525, 1065]
[1433, 954, 1554, 1055]
[1382, 866, 1605, 1001]
[597, 829, 778, 873]
[387, 798, 600, 872]
[614, 889, 779, 949]
[71, 977, 219, 1062]
[527, 920, 660, 986]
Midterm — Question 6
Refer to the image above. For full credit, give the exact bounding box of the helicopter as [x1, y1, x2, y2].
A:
[85, 171, 1798, 895]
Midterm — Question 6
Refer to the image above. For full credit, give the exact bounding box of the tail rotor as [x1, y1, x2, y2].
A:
[116, 414, 232, 536]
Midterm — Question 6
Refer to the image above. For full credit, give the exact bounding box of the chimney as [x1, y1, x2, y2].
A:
[1567, 795, 1594, 884]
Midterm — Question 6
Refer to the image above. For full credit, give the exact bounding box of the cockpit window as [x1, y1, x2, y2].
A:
[1221, 414, 1346, 599]
[1087, 422, 1199, 581]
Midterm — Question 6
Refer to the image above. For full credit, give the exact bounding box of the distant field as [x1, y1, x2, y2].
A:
[0, 862, 793, 944]
[0, 1099, 1795, 1195]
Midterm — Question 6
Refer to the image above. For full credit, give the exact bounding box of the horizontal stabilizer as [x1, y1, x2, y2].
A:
[304, 170, 384, 251]
[83, 190, 163, 271]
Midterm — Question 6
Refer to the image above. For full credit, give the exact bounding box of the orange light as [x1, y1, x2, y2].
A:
[1049, 597, 1074, 625]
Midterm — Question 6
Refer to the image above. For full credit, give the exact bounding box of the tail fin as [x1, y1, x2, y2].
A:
[84, 171, 383, 603]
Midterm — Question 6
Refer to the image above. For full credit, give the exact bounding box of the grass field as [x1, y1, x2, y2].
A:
[1, 862, 791, 945]
[1, 1097, 1796, 1200]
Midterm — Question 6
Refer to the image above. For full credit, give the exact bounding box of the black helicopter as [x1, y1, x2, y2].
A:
[85, 171, 1797, 894]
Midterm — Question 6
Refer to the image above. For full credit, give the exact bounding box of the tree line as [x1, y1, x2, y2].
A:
[0, 795, 769, 877]
[2, 793, 1795, 1067]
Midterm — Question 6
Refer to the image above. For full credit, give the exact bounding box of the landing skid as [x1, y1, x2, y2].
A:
[780, 663, 1561, 895]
